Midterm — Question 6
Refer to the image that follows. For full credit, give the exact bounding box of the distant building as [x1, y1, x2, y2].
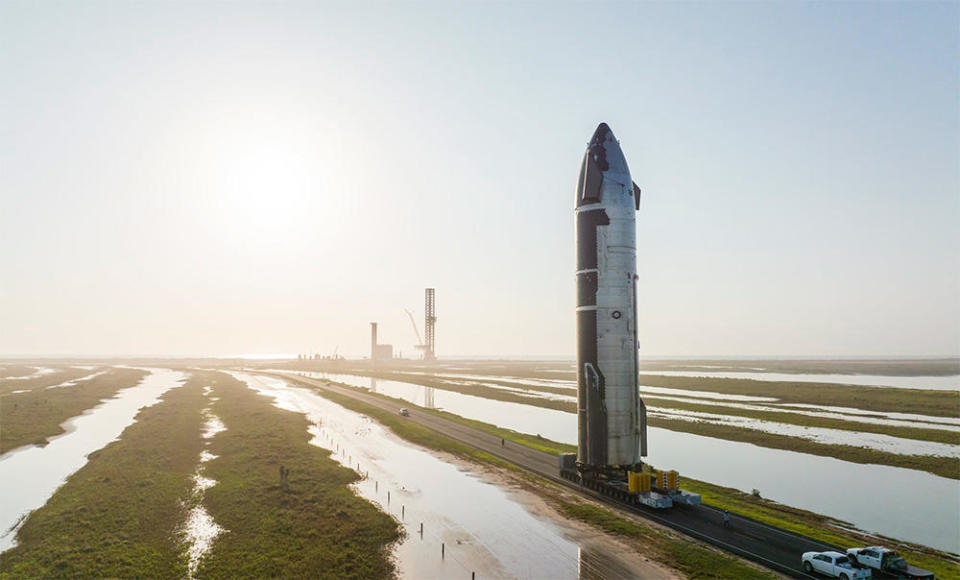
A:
[370, 322, 393, 361]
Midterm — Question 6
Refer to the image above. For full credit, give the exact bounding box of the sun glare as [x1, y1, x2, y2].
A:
[204, 136, 334, 253]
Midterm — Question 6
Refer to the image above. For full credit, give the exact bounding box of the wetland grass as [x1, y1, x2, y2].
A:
[0, 367, 101, 396]
[197, 372, 399, 579]
[0, 365, 39, 379]
[0, 374, 208, 579]
[0, 367, 147, 454]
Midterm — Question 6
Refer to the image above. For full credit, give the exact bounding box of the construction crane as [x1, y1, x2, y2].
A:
[404, 309, 430, 359]
[404, 309, 429, 358]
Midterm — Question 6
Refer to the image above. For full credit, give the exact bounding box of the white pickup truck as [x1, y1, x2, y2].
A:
[846, 547, 934, 579]
[802, 551, 872, 580]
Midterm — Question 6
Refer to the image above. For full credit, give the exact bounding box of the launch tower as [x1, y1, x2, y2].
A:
[424, 288, 437, 361]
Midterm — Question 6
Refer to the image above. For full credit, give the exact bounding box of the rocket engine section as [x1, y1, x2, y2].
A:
[575, 122, 647, 473]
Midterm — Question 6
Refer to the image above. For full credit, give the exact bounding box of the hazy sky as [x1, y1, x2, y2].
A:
[2, 1, 957, 358]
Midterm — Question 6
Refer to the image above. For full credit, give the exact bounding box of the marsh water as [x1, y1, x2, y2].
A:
[234, 372, 653, 579]
[0, 368, 186, 552]
[283, 370, 960, 553]
[639, 370, 960, 390]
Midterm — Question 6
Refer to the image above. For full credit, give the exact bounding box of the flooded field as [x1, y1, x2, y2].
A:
[235, 372, 666, 579]
[181, 385, 227, 579]
[644, 395, 960, 431]
[0, 368, 186, 551]
[289, 370, 958, 454]
[328, 369, 959, 436]
[281, 370, 960, 553]
[646, 408, 960, 457]
[639, 370, 960, 390]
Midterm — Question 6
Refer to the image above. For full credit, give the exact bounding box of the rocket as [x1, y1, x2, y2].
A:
[575, 122, 647, 473]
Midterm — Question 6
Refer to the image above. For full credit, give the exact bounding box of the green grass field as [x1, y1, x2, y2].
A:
[197, 372, 400, 578]
[0, 367, 102, 396]
[0, 368, 147, 454]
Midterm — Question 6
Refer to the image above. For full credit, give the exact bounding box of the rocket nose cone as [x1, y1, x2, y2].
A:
[586, 122, 628, 177]
[590, 122, 613, 146]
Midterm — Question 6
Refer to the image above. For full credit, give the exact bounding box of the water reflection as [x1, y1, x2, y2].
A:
[649, 408, 959, 457]
[234, 372, 652, 579]
[276, 370, 960, 552]
[639, 370, 960, 391]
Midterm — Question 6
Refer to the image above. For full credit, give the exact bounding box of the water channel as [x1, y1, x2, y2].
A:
[234, 372, 663, 579]
[0, 368, 187, 552]
[279, 370, 960, 553]
[639, 370, 960, 391]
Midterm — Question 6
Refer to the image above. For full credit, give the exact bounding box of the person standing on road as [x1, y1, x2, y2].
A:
[722, 510, 731, 529]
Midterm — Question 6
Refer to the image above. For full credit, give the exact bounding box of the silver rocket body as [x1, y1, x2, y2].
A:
[575, 123, 647, 472]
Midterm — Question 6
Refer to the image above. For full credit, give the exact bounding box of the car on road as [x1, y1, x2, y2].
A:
[399, 408, 410, 417]
[846, 547, 934, 579]
[802, 551, 872, 579]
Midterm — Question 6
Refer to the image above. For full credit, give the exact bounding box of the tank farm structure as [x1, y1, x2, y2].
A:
[559, 123, 699, 509]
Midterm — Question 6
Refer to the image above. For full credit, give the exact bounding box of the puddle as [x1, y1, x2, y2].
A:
[202, 416, 226, 439]
[181, 396, 227, 579]
[639, 370, 960, 391]
[45, 370, 108, 389]
[182, 505, 222, 577]
[233, 372, 661, 579]
[0, 368, 187, 552]
[271, 370, 960, 552]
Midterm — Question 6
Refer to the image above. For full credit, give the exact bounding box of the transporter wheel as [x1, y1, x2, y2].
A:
[840, 574, 849, 580]
[802, 562, 812, 573]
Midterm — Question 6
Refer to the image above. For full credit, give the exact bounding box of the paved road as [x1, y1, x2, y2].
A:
[268, 371, 832, 579]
